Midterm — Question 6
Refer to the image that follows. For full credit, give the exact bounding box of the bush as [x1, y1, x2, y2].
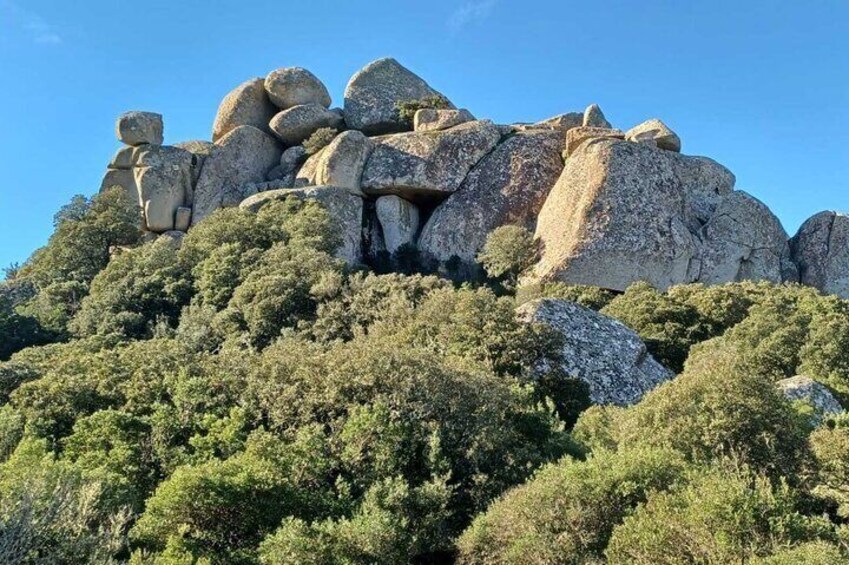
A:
[478, 225, 538, 290]
[395, 95, 452, 127]
[302, 127, 338, 155]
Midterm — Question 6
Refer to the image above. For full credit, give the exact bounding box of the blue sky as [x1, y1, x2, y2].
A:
[0, 0, 847, 268]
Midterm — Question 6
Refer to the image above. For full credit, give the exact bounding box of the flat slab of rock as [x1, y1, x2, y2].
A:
[517, 298, 674, 405]
[791, 211, 849, 298]
[564, 126, 624, 157]
[414, 108, 474, 132]
[240, 185, 363, 264]
[269, 104, 344, 146]
[212, 78, 278, 142]
[133, 145, 193, 232]
[376, 195, 420, 254]
[419, 129, 564, 263]
[360, 120, 501, 203]
[192, 125, 281, 225]
[116, 111, 163, 146]
[778, 376, 844, 421]
[265, 67, 331, 109]
[343, 57, 453, 135]
[625, 119, 681, 152]
[529, 112, 584, 131]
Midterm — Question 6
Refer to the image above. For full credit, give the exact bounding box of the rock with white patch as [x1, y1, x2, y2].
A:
[413, 108, 474, 132]
[778, 376, 844, 421]
[376, 195, 420, 253]
[269, 104, 344, 146]
[626, 119, 681, 152]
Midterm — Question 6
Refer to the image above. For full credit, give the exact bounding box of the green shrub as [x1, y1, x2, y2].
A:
[478, 225, 538, 291]
[302, 127, 338, 155]
[395, 95, 452, 127]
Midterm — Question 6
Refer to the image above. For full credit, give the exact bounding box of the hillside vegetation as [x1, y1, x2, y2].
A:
[2, 189, 849, 564]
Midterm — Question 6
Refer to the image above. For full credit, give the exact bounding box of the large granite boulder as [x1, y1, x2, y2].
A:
[269, 104, 344, 146]
[697, 191, 797, 284]
[212, 78, 278, 142]
[265, 67, 331, 109]
[133, 145, 193, 232]
[343, 57, 453, 135]
[517, 298, 674, 405]
[583, 103, 611, 128]
[625, 119, 681, 152]
[240, 186, 363, 264]
[174, 140, 215, 204]
[790, 211, 849, 298]
[100, 168, 138, 209]
[376, 195, 420, 254]
[533, 139, 754, 291]
[360, 120, 501, 203]
[413, 108, 474, 132]
[418, 129, 564, 263]
[192, 125, 281, 225]
[116, 111, 163, 146]
[306, 130, 374, 193]
[778, 375, 844, 422]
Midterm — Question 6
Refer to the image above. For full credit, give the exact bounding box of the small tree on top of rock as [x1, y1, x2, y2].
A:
[396, 95, 452, 128]
[302, 127, 338, 156]
[477, 225, 538, 291]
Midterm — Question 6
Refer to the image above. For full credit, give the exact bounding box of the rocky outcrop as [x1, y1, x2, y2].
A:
[343, 57, 453, 135]
[790, 212, 849, 298]
[533, 138, 757, 291]
[414, 108, 474, 132]
[269, 104, 344, 146]
[418, 129, 564, 263]
[360, 120, 501, 203]
[777, 376, 844, 421]
[564, 126, 624, 157]
[625, 119, 681, 152]
[192, 125, 281, 225]
[174, 140, 215, 191]
[240, 186, 363, 264]
[517, 298, 674, 405]
[530, 112, 583, 130]
[376, 195, 419, 254]
[265, 67, 331, 109]
[212, 78, 277, 142]
[583, 103, 611, 128]
[116, 111, 163, 146]
[134, 145, 193, 232]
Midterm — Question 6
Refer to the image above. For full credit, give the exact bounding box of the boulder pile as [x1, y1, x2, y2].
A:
[100, 57, 848, 297]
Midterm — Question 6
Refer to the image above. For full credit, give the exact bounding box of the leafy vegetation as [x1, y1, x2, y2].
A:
[396, 95, 453, 127]
[302, 127, 339, 155]
[3, 194, 849, 563]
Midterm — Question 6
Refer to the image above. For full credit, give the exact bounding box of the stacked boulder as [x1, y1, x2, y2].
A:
[99, 56, 847, 301]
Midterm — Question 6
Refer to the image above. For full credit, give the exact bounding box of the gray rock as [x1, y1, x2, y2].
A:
[376, 195, 420, 254]
[240, 185, 363, 264]
[174, 140, 215, 195]
[109, 146, 140, 170]
[790, 211, 849, 298]
[294, 149, 323, 187]
[696, 191, 797, 285]
[582, 103, 611, 128]
[564, 126, 624, 157]
[360, 120, 501, 203]
[192, 125, 281, 225]
[269, 104, 344, 146]
[531, 112, 584, 130]
[100, 168, 138, 203]
[267, 146, 309, 185]
[418, 130, 564, 263]
[133, 145, 193, 232]
[309, 130, 374, 193]
[778, 376, 844, 421]
[343, 57, 454, 135]
[413, 108, 474, 132]
[174, 207, 192, 232]
[212, 78, 278, 142]
[517, 298, 674, 405]
[675, 155, 736, 229]
[626, 119, 681, 152]
[116, 111, 163, 146]
[265, 67, 331, 109]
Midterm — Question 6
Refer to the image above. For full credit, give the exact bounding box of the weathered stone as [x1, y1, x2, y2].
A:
[174, 207, 192, 232]
[697, 191, 797, 284]
[308, 130, 374, 193]
[240, 186, 363, 264]
[790, 212, 849, 298]
[360, 120, 501, 203]
[419, 130, 564, 263]
[267, 146, 308, 184]
[212, 78, 277, 142]
[517, 299, 674, 405]
[626, 119, 681, 152]
[109, 146, 140, 170]
[174, 140, 215, 196]
[116, 111, 163, 146]
[264, 67, 331, 109]
[583, 103, 611, 128]
[531, 112, 584, 130]
[134, 145, 193, 233]
[376, 195, 420, 254]
[343, 57, 453, 135]
[675, 155, 736, 228]
[564, 126, 624, 157]
[269, 104, 344, 146]
[100, 168, 137, 201]
[778, 376, 844, 422]
[533, 139, 704, 290]
[413, 108, 474, 132]
[192, 126, 281, 225]
[294, 149, 323, 187]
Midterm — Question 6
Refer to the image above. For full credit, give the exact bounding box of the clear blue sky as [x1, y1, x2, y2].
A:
[1, 0, 847, 268]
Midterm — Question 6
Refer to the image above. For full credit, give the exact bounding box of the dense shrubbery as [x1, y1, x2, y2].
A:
[3, 193, 849, 563]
